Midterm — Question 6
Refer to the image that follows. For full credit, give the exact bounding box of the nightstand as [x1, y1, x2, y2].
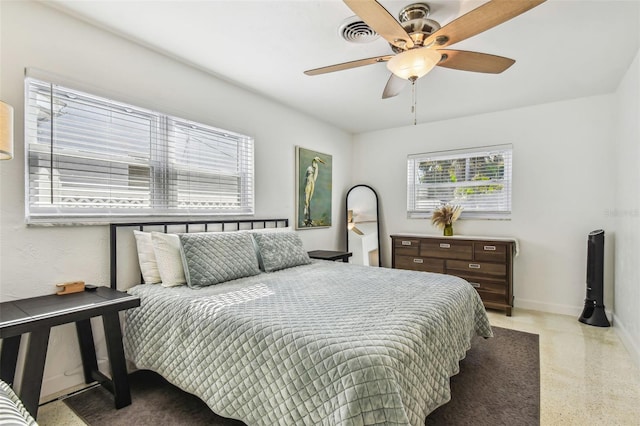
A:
[308, 250, 353, 263]
[0, 287, 140, 418]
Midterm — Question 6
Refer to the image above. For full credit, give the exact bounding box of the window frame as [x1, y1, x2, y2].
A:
[24, 74, 254, 225]
[406, 144, 513, 220]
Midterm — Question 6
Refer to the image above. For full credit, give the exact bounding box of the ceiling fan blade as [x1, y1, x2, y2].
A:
[425, 0, 546, 48]
[382, 74, 407, 99]
[304, 55, 393, 76]
[344, 0, 414, 49]
[437, 50, 515, 74]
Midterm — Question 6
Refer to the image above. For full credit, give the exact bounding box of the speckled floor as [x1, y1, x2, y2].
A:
[488, 309, 640, 425]
[35, 309, 640, 426]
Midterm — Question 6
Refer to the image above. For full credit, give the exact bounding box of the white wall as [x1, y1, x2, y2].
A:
[352, 95, 616, 316]
[612, 48, 640, 366]
[1, 0, 636, 402]
[0, 0, 351, 398]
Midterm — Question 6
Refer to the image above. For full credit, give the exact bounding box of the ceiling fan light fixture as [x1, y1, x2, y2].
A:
[387, 48, 441, 80]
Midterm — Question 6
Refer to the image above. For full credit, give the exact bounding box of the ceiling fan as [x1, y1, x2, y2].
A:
[304, 0, 546, 99]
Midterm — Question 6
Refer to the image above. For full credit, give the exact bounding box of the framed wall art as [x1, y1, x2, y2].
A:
[295, 146, 332, 229]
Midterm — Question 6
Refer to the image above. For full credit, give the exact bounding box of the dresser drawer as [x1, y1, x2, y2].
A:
[463, 277, 507, 296]
[393, 238, 420, 256]
[473, 242, 507, 262]
[421, 240, 473, 260]
[476, 288, 508, 305]
[446, 259, 506, 277]
[395, 256, 445, 273]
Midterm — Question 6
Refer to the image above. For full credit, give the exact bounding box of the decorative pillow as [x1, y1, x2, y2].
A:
[179, 232, 261, 288]
[251, 231, 311, 272]
[133, 231, 161, 284]
[151, 232, 187, 287]
[247, 227, 293, 271]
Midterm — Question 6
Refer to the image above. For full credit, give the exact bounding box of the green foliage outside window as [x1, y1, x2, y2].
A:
[418, 154, 505, 200]
[407, 144, 512, 218]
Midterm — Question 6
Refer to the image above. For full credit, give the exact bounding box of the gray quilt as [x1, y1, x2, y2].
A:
[0, 380, 37, 426]
[124, 261, 492, 426]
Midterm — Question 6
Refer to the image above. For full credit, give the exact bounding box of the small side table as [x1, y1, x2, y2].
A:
[308, 250, 353, 263]
[0, 287, 140, 419]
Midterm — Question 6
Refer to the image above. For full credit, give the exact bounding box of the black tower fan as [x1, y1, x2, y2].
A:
[578, 229, 610, 327]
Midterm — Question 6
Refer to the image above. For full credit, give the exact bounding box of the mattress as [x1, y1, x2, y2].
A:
[123, 260, 492, 426]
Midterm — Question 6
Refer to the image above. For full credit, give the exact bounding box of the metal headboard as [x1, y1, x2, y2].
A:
[109, 218, 289, 290]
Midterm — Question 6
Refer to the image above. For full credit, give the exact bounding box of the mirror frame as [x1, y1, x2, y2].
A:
[345, 184, 381, 267]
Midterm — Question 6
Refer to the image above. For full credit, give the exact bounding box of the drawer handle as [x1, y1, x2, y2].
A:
[401, 240, 412, 246]
[439, 243, 451, 249]
[484, 245, 496, 251]
[413, 258, 424, 264]
[469, 282, 481, 288]
[468, 263, 481, 269]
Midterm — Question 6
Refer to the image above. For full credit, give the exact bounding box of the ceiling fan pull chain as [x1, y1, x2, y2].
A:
[410, 76, 417, 126]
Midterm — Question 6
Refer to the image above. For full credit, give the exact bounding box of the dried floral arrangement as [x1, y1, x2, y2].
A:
[431, 204, 463, 230]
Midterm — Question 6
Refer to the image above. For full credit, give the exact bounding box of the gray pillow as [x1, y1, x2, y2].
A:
[251, 231, 312, 272]
[179, 232, 260, 288]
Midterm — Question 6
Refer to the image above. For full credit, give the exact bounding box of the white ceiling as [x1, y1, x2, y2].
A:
[47, 0, 640, 134]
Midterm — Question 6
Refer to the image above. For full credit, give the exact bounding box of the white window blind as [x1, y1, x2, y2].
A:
[407, 144, 512, 219]
[25, 76, 254, 224]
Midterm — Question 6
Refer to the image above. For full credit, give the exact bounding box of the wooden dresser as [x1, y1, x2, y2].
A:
[390, 234, 517, 316]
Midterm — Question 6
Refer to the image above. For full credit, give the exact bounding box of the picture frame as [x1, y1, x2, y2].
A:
[295, 146, 332, 229]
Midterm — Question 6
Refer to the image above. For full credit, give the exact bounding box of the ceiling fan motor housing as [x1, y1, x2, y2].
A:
[391, 3, 441, 53]
[399, 2, 431, 22]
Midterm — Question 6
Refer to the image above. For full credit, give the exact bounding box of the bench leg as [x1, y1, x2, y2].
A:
[0, 335, 21, 385]
[102, 312, 131, 408]
[19, 328, 50, 419]
[75, 319, 98, 384]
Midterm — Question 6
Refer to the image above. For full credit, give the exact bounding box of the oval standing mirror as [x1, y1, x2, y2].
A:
[346, 185, 381, 267]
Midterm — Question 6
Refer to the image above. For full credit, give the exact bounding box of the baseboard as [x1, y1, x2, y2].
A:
[514, 298, 614, 321]
[612, 313, 640, 369]
[514, 298, 583, 317]
[40, 359, 110, 403]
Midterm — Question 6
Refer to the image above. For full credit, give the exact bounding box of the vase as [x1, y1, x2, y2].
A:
[443, 223, 453, 236]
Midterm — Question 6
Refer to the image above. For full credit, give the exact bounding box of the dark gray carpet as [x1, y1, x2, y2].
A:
[425, 326, 540, 426]
[64, 326, 539, 426]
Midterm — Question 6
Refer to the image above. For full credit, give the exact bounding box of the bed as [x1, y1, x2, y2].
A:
[112, 219, 492, 426]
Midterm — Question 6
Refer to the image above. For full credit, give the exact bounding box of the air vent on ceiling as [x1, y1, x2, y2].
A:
[339, 16, 379, 43]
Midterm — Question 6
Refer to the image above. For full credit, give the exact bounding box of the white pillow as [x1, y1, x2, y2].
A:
[133, 231, 161, 284]
[151, 232, 187, 287]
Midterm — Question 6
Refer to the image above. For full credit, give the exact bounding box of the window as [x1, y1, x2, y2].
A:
[25, 76, 254, 224]
[407, 144, 512, 219]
